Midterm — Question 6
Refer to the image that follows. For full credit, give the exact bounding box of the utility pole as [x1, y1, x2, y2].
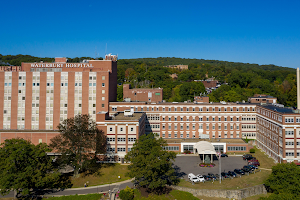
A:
[219, 151, 221, 184]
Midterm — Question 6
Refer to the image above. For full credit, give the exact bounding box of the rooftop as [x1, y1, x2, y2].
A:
[260, 104, 296, 114]
[165, 138, 246, 144]
[111, 112, 145, 121]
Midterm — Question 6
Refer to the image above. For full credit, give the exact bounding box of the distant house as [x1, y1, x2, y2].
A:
[170, 73, 178, 79]
[163, 65, 188, 70]
[248, 94, 277, 104]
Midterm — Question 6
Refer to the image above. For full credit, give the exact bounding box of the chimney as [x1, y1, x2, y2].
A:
[297, 68, 300, 110]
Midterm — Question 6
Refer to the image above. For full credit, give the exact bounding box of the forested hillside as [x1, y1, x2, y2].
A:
[0, 54, 297, 107]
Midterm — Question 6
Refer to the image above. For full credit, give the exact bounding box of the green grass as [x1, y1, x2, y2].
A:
[71, 164, 130, 188]
[45, 193, 103, 200]
[133, 189, 199, 200]
[178, 146, 276, 190]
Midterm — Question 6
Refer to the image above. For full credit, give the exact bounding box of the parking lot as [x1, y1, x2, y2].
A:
[173, 155, 248, 180]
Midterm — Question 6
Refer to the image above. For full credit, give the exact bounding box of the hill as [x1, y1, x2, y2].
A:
[0, 54, 297, 107]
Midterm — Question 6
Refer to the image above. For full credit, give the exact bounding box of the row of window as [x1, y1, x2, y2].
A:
[109, 127, 135, 132]
[162, 124, 238, 130]
[163, 146, 179, 151]
[286, 152, 300, 156]
[227, 146, 247, 151]
[162, 117, 240, 122]
[112, 107, 255, 112]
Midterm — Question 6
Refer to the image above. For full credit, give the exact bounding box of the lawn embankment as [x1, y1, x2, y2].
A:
[133, 189, 199, 200]
[46, 193, 103, 200]
[71, 163, 130, 188]
[179, 146, 276, 190]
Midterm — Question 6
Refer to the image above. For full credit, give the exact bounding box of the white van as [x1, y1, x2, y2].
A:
[188, 173, 200, 183]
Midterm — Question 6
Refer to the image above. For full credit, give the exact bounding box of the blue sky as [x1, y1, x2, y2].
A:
[1, 0, 300, 68]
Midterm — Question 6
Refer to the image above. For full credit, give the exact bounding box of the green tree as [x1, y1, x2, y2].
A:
[119, 186, 134, 200]
[179, 81, 205, 101]
[125, 133, 179, 191]
[264, 163, 300, 198]
[50, 114, 106, 176]
[0, 138, 70, 197]
[117, 85, 123, 102]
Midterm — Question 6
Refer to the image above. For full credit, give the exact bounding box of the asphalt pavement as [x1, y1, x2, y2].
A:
[0, 179, 134, 198]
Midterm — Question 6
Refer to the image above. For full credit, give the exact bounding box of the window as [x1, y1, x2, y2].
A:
[199, 117, 203, 121]
[107, 138, 115, 142]
[285, 118, 294, 123]
[117, 138, 126, 142]
[109, 127, 113, 131]
[120, 127, 123, 131]
[128, 138, 136, 142]
[131, 127, 134, 131]
[286, 152, 294, 156]
[102, 83, 105, 87]
[285, 131, 294, 135]
[227, 146, 246, 151]
[117, 148, 126, 152]
[102, 76, 105, 80]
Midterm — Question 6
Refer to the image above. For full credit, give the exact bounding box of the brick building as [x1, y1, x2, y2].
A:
[1, 57, 300, 164]
[123, 84, 163, 103]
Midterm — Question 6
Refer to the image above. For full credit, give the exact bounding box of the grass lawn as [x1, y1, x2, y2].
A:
[178, 146, 276, 190]
[46, 193, 103, 200]
[71, 163, 130, 188]
[133, 189, 199, 200]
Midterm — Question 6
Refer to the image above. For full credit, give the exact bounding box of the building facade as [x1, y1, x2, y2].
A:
[1, 58, 300, 164]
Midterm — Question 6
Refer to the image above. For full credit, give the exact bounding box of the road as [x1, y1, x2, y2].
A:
[0, 180, 134, 198]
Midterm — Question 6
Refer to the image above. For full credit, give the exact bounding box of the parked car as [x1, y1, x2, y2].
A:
[188, 173, 200, 183]
[249, 161, 260, 166]
[242, 166, 252, 172]
[221, 172, 230, 178]
[221, 153, 228, 157]
[228, 171, 237, 177]
[196, 174, 206, 182]
[242, 154, 252, 159]
[234, 169, 245, 175]
[248, 164, 258, 170]
[247, 158, 258, 162]
[208, 173, 217, 180]
[243, 154, 254, 160]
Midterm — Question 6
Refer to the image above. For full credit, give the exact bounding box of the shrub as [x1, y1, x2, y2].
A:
[119, 186, 134, 200]
[184, 150, 191, 154]
[250, 148, 255, 153]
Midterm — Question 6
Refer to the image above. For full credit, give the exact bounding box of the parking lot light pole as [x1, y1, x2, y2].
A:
[219, 151, 221, 184]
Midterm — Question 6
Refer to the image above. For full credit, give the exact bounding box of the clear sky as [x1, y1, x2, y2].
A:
[1, 0, 300, 68]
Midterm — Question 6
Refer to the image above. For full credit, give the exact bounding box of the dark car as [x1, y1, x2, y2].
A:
[242, 166, 252, 172]
[248, 164, 258, 170]
[234, 169, 245, 175]
[249, 161, 260, 166]
[243, 154, 253, 160]
[242, 154, 252, 158]
[228, 171, 237, 177]
[221, 172, 230, 178]
[208, 173, 217, 180]
[203, 175, 212, 181]
[221, 153, 228, 157]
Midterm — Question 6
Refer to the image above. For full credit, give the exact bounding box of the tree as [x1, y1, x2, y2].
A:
[117, 85, 123, 102]
[125, 133, 179, 192]
[49, 114, 106, 176]
[119, 186, 134, 200]
[0, 138, 70, 197]
[263, 163, 300, 199]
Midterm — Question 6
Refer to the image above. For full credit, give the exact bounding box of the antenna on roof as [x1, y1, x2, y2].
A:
[105, 43, 107, 55]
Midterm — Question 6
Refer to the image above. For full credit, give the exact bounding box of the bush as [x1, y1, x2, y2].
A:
[250, 148, 255, 153]
[119, 186, 134, 200]
[184, 150, 191, 154]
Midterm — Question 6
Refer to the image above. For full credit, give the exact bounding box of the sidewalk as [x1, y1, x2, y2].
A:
[64, 178, 134, 191]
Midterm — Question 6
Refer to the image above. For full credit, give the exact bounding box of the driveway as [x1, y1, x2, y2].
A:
[173, 155, 248, 180]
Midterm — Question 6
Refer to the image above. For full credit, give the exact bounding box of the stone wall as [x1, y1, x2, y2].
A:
[171, 184, 267, 200]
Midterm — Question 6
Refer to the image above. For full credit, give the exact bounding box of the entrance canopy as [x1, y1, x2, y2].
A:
[194, 141, 217, 155]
